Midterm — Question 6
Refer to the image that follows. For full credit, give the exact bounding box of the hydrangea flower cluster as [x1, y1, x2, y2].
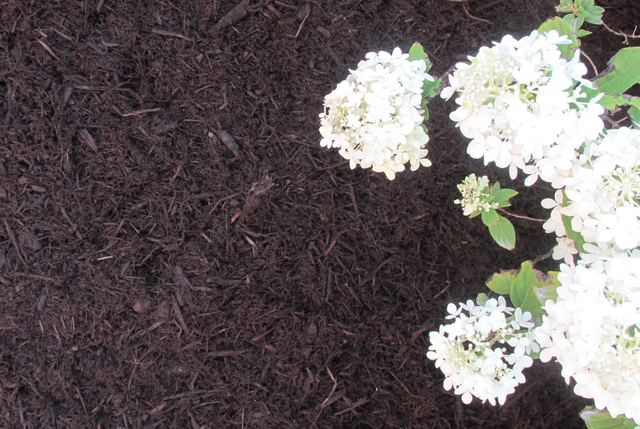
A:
[454, 174, 497, 216]
[427, 296, 538, 405]
[542, 127, 640, 262]
[535, 251, 640, 422]
[319, 48, 434, 180]
[441, 30, 604, 185]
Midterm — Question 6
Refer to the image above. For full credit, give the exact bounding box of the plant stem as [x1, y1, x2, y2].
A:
[497, 208, 545, 222]
[601, 21, 640, 45]
[580, 50, 598, 76]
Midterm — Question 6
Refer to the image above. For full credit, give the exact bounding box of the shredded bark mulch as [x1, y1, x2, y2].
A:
[1, 0, 638, 427]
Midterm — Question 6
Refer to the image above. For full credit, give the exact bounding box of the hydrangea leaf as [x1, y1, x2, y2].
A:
[476, 292, 489, 306]
[481, 208, 500, 227]
[562, 214, 587, 252]
[487, 183, 518, 208]
[408, 43, 428, 66]
[628, 106, 640, 128]
[538, 17, 579, 58]
[597, 94, 640, 112]
[510, 261, 543, 316]
[487, 214, 516, 250]
[556, 0, 604, 26]
[423, 77, 441, 101]
[580, 406, 638, 429]
[533, 271, 560, 304]
[594, 47, 640, 97]
[486, 270, 516, 295]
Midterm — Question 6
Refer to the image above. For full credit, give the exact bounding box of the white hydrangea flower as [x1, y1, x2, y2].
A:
[427, 296, 538, 406]
[454, 174, 497, 216]
[545, 127, 640, 253]
[535, 252, 640, 422]
[319, 48, 434, 180]
[442, 30, 604, 185]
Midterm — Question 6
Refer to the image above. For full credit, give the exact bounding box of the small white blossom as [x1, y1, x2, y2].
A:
[428, 296, 538, 406]
[319, 48, 434, 180]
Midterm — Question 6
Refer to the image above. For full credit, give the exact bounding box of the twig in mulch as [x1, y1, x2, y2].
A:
[433, 282, 452, 300]
[357, 257, 393, 287]
[172, 299, 190, 335]
[152, 28, 192, 42]
[113, 106, 162, 117]
[4, 220, 28, 268]
[207, 192, 241, 216]
[312, 368, 339, 425]
[162, 390, 223, 401]
[75, 386, 90, 420]
[292, 3, 310, 38]
[322, 230, 345, 258]
[388, 370, 421, 399]
[461, 4, 492, 25]
[410, 323, 434, 343]
[347, 184, 360, 218]
[334, 397, 370, 416]
[37, 39, 60, 60]
[205, 350, 247, 358]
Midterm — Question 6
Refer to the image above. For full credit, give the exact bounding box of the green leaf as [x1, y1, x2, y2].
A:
[602, 94, 640, 110]
[556, 0, 603, 27]
[486, 271, 515, 295]
[533, 271, 560, 304]
[476, 293, 489, 306]
[488, 215, 516, 250]
[539, 17, 580, 58]
[409, 42, 438, 119]
[580, 407, 638, 429]
[628, 106, 640, 128]
[408, 42, 426, 63]
[423, 77, 441, 99]
[583, 6, 604, 25]
[481, 208, 500, 227]
[488, 189, 518, 204]
[594, 47, 640, 96]
[556, 0, 573, 13]
[510, 261, 543, 315]
[562, 214, 587, 252]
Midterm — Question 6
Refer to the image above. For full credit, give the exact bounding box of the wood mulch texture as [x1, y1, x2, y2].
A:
[1, 0, 638, 427]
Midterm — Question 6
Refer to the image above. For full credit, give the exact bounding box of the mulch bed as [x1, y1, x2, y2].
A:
[1, 0, 638, 427]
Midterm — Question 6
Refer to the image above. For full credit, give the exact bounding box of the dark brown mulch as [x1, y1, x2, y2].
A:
[1, 0, 638, 428]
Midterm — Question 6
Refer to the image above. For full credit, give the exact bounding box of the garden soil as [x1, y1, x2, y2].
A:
[1, 0, 639, 427]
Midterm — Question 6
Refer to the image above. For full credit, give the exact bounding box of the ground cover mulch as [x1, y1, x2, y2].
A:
[1, 0, 639, 427]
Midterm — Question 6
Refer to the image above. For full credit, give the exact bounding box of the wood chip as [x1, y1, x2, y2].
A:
[78, 128, 98, 152]
[19, 230, 42, 251]
[210, 129, 241, 157]
[212, 0, 249, 32]
[317, 26, 331, 38]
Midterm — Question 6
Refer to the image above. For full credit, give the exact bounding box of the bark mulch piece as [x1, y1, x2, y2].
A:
[1, 0, 638, 427]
